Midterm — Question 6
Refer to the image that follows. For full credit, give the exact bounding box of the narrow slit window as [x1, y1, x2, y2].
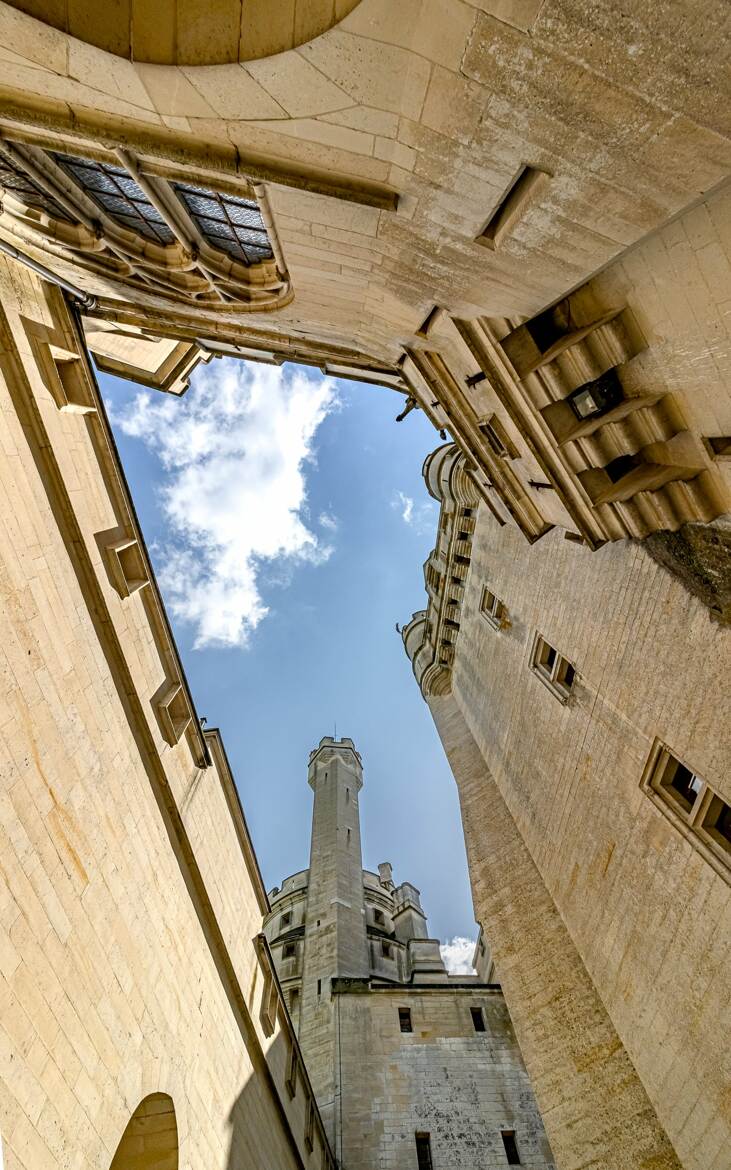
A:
[476, 165, 550, 251]
[399, 1007, 412, 1033]
[480, 416, 519, 460]
[470, 1006, 486, 1033]
[317, 978, 322, 997]
[531, 635, 576, 701]
[415, 1133, 432, 1170]
[501, 1130, 521, 1164]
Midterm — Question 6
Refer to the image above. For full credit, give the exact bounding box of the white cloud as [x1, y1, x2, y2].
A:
[318, 511, 339, 532]
[108, 358, 338, 649]
[390, 489, 437, 536]
[440, 936, 476, 975]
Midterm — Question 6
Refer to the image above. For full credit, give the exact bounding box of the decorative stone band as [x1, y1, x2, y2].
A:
[403, 443, 481, 699]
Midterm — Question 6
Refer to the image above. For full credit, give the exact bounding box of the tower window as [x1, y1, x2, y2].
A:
[531, 635, 576, 702]
[641, 742, 731, 876]
[470, 1006, 486, 1033]
[373, 909, 385, 926]
[317, 979, 322, 997]
[399, 1008, 412, 1032]
[501, 1131, 521, 1164]
[480, 586, 506, 630]
[415, 1133, 432, 1170]
[280, 911, 292, 930]
[382, 941, 393, 959]
[282, 943, 296, 960]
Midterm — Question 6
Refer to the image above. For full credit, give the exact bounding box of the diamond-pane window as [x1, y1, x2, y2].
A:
[173, 181, 273, 266]
[51, 152, 175, 245]
[0, 152, 72, 221]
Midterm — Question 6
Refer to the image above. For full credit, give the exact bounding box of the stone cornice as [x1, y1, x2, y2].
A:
[402, 443, 480, 699]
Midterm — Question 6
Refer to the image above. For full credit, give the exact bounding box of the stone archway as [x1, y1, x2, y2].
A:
[110, 1093, 178, 1170]
[2, 0, 363, 64]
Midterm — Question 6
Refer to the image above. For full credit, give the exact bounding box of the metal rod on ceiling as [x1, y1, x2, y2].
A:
[0, 234, 98, 310]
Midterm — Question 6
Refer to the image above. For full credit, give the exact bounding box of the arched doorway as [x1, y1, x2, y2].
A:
[110, 1094, 178, 1170]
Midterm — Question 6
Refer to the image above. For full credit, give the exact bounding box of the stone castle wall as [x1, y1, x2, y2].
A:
[0, 253, 330, 1170]
[429, 507, 731, 1170]
[335, 986, 555, 1170]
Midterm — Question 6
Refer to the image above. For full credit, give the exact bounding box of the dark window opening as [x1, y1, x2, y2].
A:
[415, 1133, 432, 1170]
[283, 943, 296, 959]
[317, 979, 321, 997]
[174, 180, 273, 266]
[706, 436, 731, 457]
[667, 761, 704, 811]
[605, 453, 641, 483]
[501, 1130, 521, 1164]
[567, 370, 624, 420]
[543, 645, 556, 670]
[373, 909, 385, 926]
[525, 302, 569, 353]
[382, 941, 392, 959]
[471, 1006, 486, 1032]
[52, 152, 175, 244]
[399, 1008, 412, 1033]
[705, 795, 731, 849]
[280, 911, 292, 930]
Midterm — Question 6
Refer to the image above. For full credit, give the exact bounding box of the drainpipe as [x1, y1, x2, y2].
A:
[0, 235, 97, 311]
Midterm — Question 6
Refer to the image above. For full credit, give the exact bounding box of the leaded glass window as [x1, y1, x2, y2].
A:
[173, 182, 273, 265]
[0, 151, 72, 221]
[51, 152, 175, 245]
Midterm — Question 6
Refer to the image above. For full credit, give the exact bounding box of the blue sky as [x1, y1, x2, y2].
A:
[100, 357, 477, 964]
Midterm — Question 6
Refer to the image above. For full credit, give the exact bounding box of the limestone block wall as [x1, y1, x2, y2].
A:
[439, 509, 731, 1169]
[334, 987, 555, 1170]
[0, 254, 330, 1170]
[0, 0, 729, 365]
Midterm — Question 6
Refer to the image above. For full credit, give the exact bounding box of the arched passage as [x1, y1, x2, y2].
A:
[110, 1094, 178, 1170]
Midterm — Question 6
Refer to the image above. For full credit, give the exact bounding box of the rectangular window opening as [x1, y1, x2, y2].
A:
[283, 942, 296, 960]
[399, 1007, 412, 1033]
[374, 909, 385, 926]
[480, 585, 506, 630]
[476, 165, 550, 251]
[280, 911, 292, 930]
[531, 635, 575, 701]
[642, 743, 731, 878]
[501, 1130, 521, 1164]
[480, 416, 519, 460]
[382, 941, 393, 959]
[470, 1006, 486, 1032]
[317, 979, 322, 997]
[415, 1133, 432, 1170]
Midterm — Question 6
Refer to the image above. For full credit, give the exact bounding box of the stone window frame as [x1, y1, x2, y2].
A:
[280, 911, 293, 931]
[0, 138, 290, 310]
[640, 740, 731, 883]
[282, 941, 297, 960]
[479, 415, 520, 461]
[398, 1007, 413, 1033]
[530, 633, 576, 702]
[479, 585, 507, 630]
